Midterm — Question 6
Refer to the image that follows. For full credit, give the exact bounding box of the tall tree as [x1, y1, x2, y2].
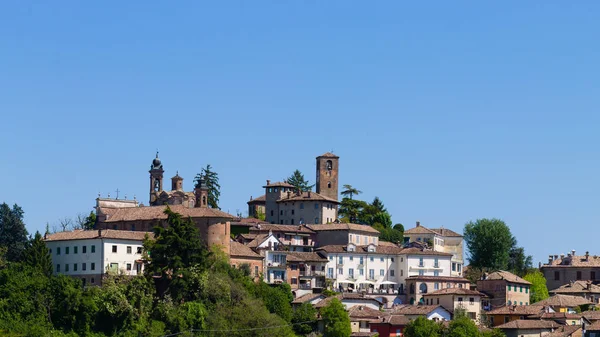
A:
[320, 298, 351, 337]
[523, 270, 550, 303]
[292, 302, 317, 335]
[507, 246, 533, 277]
[446, 316, 480, 337]
[81, 211, 96, 230]
[371, 196, 387, 213]
[143, 207, 210, 301]
[464, 218, 516, 271]
[286, 169, 314, 191]
[0, 203, 29, 262]
[404, 316, 441, 337]
[338, 198, 368, 223]
[23, 231, 53, 277]
[194, 164, 221, 209]
[340, 184, 362, 200]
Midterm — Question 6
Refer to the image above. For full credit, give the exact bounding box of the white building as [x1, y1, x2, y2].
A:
[44, 229, 150, 285]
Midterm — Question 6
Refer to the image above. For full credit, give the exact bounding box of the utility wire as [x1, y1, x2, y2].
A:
[160, 320, 315, 336]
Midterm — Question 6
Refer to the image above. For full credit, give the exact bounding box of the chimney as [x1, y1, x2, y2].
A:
[549, 255, 554, 264]
[266, 180, 271, 185]
[416, 221, 421, 227]
[560, 253, 565, 259]
[308, 191, 311, 198]
[98, 228, 102, 237]
[586, 251, 590, 261]
[250, 196, 253, 201]
[287, 190, 292, 199]
[298, 225, 302, 230]
[572, 250, 576, 256]
[554, 255, 559, 261]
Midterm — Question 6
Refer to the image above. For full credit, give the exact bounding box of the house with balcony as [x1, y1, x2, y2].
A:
[403, 221, 464, 277]
[285, 251, 328, 293]
[404, 275, 471, 305]
[264, 250, 288, 284]
[44, 229, 150, 286]
[247, 224, 316, 252]
[422, 288, 487, 323]
[306, 223, 381, 247]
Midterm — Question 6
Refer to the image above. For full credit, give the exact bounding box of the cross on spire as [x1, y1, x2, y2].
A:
[115, 188, 120, 199]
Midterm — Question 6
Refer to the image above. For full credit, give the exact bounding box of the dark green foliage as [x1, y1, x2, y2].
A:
[446, 316, 480, 337]
[321, 298, 351, 337]
[82, 211, 97, 230]
[0, 203, 29, 262]
[340, 184, 362, 200]
[464, 219, 514, 270]
[194, 164, 221, 209]
[404, 316, 442, 337]
[339, 198, 368, 223]
[24, 231, 53, 277]
[286, 169, 314, 191]
[481, 329, 506, 337]
[507, 246, 533, 277]
[292, 302, 317, 335]
[523, 270, 549, 303]
[256, 282, 293, 322]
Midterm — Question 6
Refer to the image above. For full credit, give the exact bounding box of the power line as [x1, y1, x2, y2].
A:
[159, 320, 315, 336]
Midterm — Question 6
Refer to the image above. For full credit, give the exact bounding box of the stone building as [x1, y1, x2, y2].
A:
[248, 152, 340, 225]
[541, 250, 600, 291]
[477, 270, 532, 309]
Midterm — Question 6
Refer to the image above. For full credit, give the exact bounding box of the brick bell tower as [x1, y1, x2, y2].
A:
[149, 152, 164, 205]
[315, 152, 339, 201]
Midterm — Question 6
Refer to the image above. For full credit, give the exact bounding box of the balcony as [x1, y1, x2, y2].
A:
[299, 270, 325, 277]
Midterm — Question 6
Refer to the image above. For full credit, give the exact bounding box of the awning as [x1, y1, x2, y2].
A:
[355, 280, 376, 285]
[337, 280, 355, 284]
[379, 281, 397, 285]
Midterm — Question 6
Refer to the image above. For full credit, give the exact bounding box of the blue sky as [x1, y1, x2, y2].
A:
[1, 1, 599, 264]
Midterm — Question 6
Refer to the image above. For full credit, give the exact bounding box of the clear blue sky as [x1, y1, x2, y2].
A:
[2, 1, 599, 265]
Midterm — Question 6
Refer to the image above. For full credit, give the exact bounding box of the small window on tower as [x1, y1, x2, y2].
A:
[327, 181, 331, 188]
[326, 160, 332, 171]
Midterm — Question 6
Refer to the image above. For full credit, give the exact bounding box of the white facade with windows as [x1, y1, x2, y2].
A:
[44, 229, 149, 285]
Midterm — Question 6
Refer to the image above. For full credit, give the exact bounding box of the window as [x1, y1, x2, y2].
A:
[291, 278, 297, 285]
[300, 203, 304, 209]
[82, 263, 86, 271]
[434, 258, 439, 268]
[554, 271, 560, 281]
[82, 246, 86, 254]
[338, 256, 343, 265]
[349, 268, 354, 277]
[314, 217, 319, 224]
[328, 268, 334, 278]
[74, 263, 78, 271]
[314, 203, 319, 209]
[112, 245, 117, 253]
[434, 270, 440, 277]
[66, 247, 70, 255]
[369, 269, 375, 279]
[57, 247, 61, 255]
[127, 263, 132, 271]
[592, 271, 597, 280]
[270, 210, 274, 216]
[508, 300, 512, 305]
[349, 234, 353, 242]
[508, 285, 512, 291]
[391, 257, 395, 262]
[419, 270, 424, 276]
[370, 257, 374, 262]
[458, 297, 463, 302]
[131, 224, 135, 231]
[291, 264, 298, 271]
[447, 283, 451, 288]
[329, 256, 334, 261]
[338, 268, 343, 275]
[359, 269, 364, 275]
[74, 246, 78, 254]
[349, 256, 354, 261]
[396, 329, 401, 335]
[91, 278, 95, 284]
[577, 271, 582, 280]
[390, 270, 395, 276]
[452, 263, 456, 271]
[255, 266, 259, 276]
[127, 246, 132, 254]
[434, 283, 439, 290]
[91, 245, 96, 253]
[56, 264, 60, 272]
[419, 257, 424, 267]
[380, 269, 384, 276]
[519, 286, 523, 293]
[91, 263, 95, 271]
[380, 257, 384, 262]
[65, 264, 69, 272]
[437, 298, 440, 305]
[520, 302, 523, 305]
[470, 297, 474, 304]
[401, 270, 404, 276]
[137, 247, 142, 254]
[280, 210, 283, 216]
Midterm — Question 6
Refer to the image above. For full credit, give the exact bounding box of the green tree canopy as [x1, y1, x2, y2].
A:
[464, 218, 516, 271]
[82, 211, 96, 230]
[507, 246, 533, 277]
[292, 302, 317, 335]
[320, 298, 351, 337]
[339, 198, 368, 223]
[523, 270, 549, 303]
[194, 164, 221, 209]
[23, 231, 53, 277]
[286, 169, 314, 192]
[446, 316, 480, 337]
[0, 203, 28, 262]
[404, 316, 442, 337]
[340, 184, 362, 200]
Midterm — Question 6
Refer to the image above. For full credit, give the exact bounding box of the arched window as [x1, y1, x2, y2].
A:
[202, 196, 207, 205]
[409, 283, 415, 294]
[327, 181, 332, 188]
[326, 160, 332, 171]
[419, 283, 428, 294]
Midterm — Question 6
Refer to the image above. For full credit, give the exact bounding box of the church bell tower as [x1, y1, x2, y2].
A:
[149, 152, 164, 205]
[316, 152, 339, 201]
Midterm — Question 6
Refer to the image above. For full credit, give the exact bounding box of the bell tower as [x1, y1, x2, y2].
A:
[194, 176, 209, 208]
[149, 152, 164, 204]
[316, 152, 339, 201]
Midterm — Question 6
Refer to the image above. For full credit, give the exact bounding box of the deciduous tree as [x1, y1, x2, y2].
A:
[404, 316, 441, 337]
[292, 302, 317, 335]
[464, 218, 516, 271]
[523, 270, 549, 303]
[320, 298, 351, 337]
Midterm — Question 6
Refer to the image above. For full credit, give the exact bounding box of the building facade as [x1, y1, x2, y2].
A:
[541, 251, 600, 291]
[422, 288, 486, 323]
[477, 270, 532, 309]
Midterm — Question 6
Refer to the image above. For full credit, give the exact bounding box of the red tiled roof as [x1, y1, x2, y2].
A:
[392, 305, 449, 316]
[307, 223, 380, 234]
[101, 205, 234, 222]
[314, 294, 382, 308]
[543, 255, 600, 268]
[230, 241, 261, 258]
[317, 152, 339, 158]
[430, 228, 463, 237]
[286, 251, 328, 263]
[496, 319, 560, 330]
[348, 305, 387, 320]
[582, 310, 600, 321]
[487, 305, 546, 316]
[263, 181, 295, 188]
[404, 226, 438, 235]
[482, 270, 531, 285]
[528, 312, 582, 320]
[423, 287, 485, 297]
[45, 229, 152, 241]
[292, 293, 326, 304]
[532, 294, 592, 307]
[250, 224, 316, 234]
[550, 280, 600, 294]
[247, 195, 266, 204]
[545, 325, 582, 337]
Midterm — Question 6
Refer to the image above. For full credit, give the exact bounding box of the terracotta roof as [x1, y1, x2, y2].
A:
[263, 181, 295, 188]
[496, 319, 560, 330]
[430, 228, 463, 237]
[292, 293, 326, 304]
[237, 233, 259, 240]
[247, 195, 266, 204]
[404, 225, 438, 235]
[348, 305, 387, 321]
[45, 229, 152, 241]
[543, 255, 600, 268]
[250, 224, 316, 234]
[400, 247, 453, 256]
[316, 244, 404, 255]
[586, 320, 600, 331]
[405, 276, 470, 283]
[487, 305, 546, 316]
[317, 152, 339, 158]
[528, 312, 582, 320]
[533, 294, 592, 308]
[230, 241, 261, 258]
[276, 191, 339, 203]
[307, 223, 380, 234]
[379, 315, 411, 326]
[550, 281, 600, 294]
[101, 205, 234, 222]
[544, 325, 582, 337]
[246, 234, 269, 248]
[423, 288, 485, 297]
[233, 218, 269, 225]
[286, 251, 328, 263]
[392, 305, 449, 316]
[482, 270, 531, 285]
[582, 310, 600, 321]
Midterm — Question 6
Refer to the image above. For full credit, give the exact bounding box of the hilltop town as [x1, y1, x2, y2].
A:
[1, 152, 597, 337]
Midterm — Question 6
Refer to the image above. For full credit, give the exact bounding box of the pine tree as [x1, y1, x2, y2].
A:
[23, 231, 53, 277]
[0, 203, 29, 262]
[194, 164, 221, 209]
[286, 170, 314, 191]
